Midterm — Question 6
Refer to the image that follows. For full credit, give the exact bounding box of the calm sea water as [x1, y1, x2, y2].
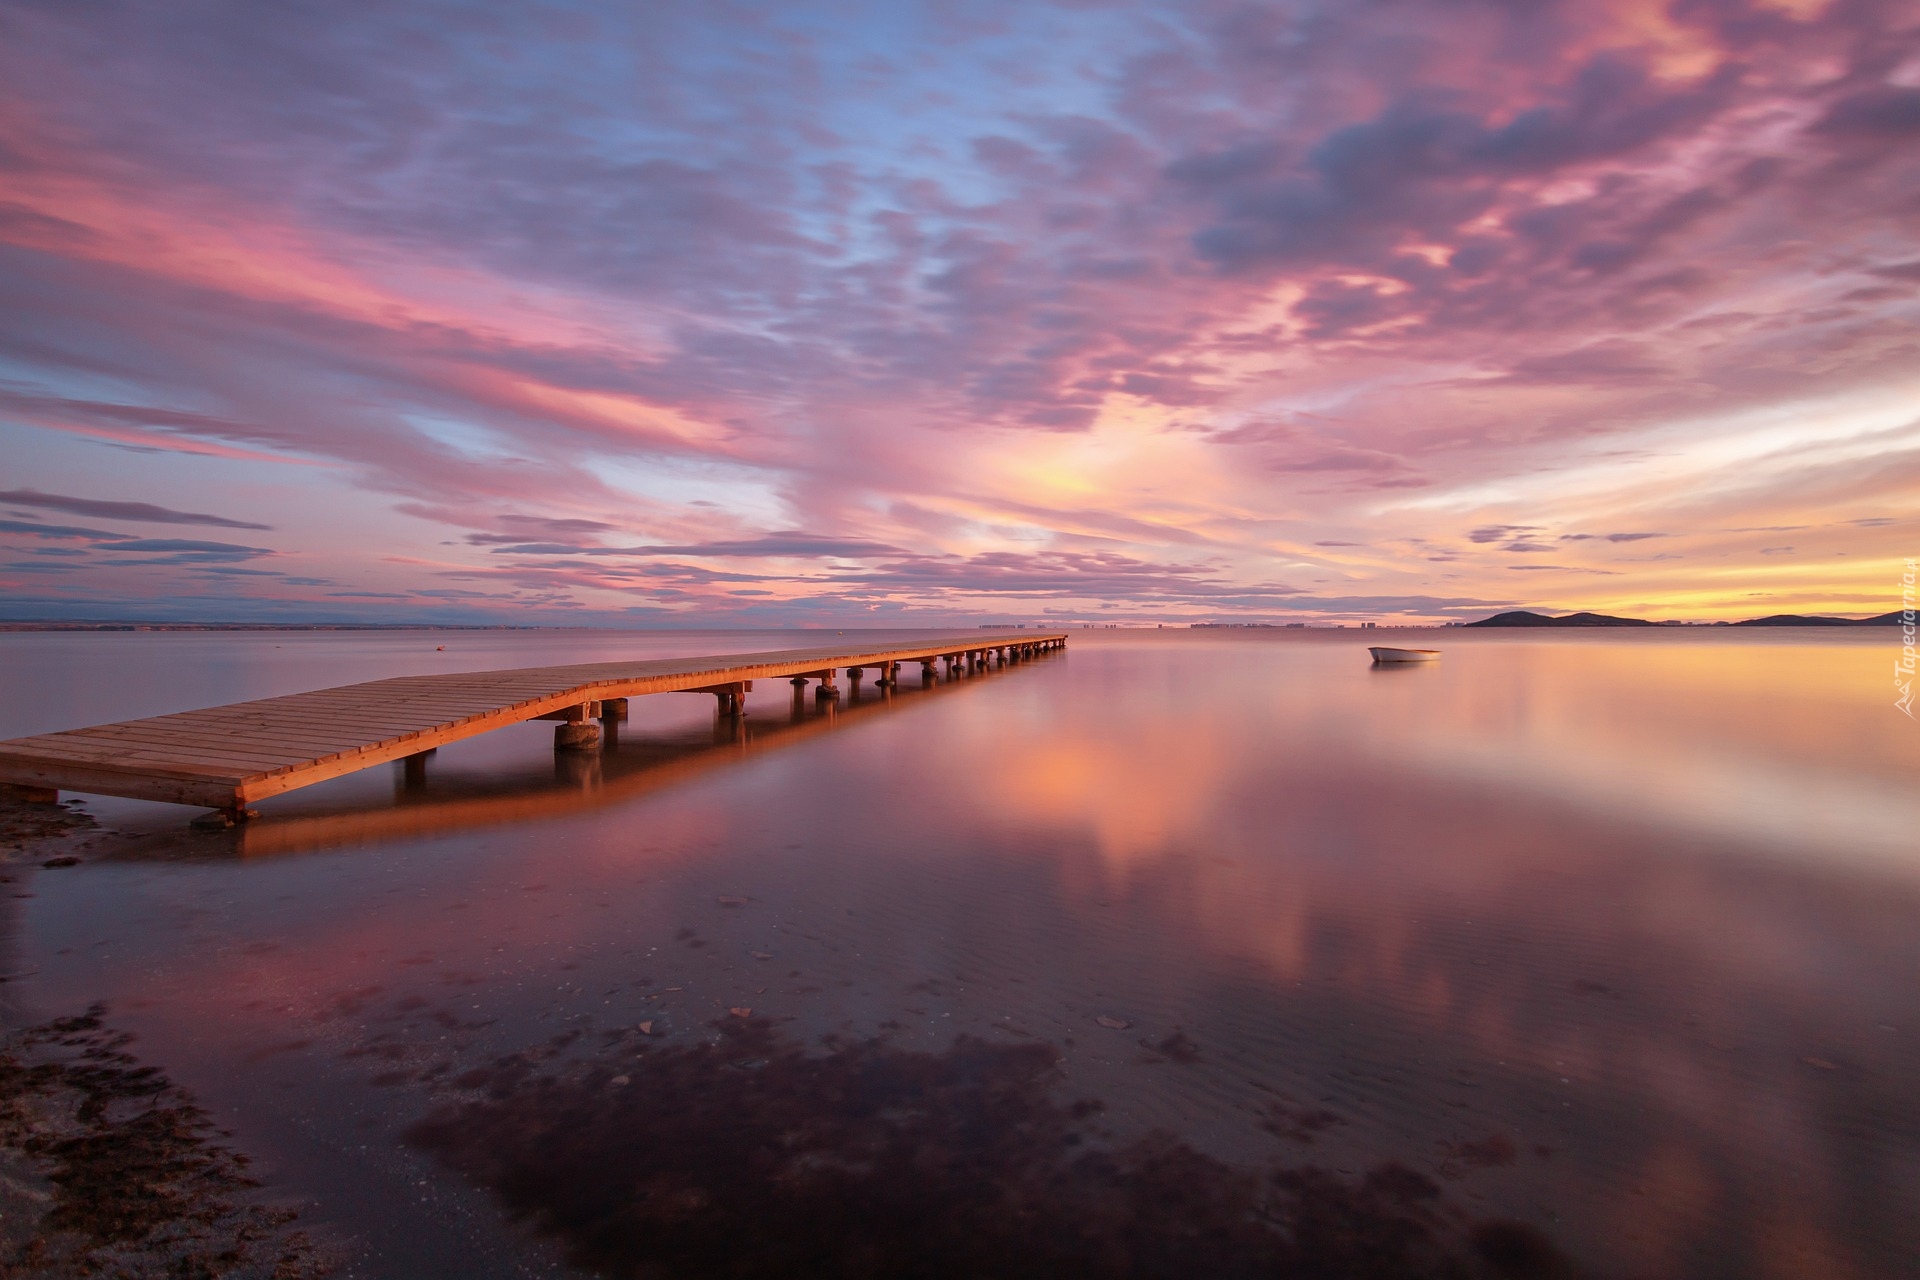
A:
[1, 628, 1916, 1278]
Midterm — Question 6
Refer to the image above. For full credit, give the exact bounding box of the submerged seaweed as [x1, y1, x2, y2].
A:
[410, 1016, 1572, 1279]
[0, 1006, 327, 1279]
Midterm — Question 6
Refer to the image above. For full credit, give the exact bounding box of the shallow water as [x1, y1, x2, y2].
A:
[2, 627, 1916, 1278]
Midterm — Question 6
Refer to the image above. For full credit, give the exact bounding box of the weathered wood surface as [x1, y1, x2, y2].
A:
[0, 634, 1065, 811]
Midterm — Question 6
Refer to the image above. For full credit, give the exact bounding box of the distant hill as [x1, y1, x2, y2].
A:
[1732, 612, 1904, 626]
[1467, 609, 1905, 627]
[1464, 610, 1656, 628]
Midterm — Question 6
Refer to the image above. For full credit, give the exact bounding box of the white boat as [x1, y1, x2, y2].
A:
[1369, 646, 1440, 663]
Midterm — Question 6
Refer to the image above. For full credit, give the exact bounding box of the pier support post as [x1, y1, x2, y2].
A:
[810, 669, 839, 699]
[554, 702, 602, 751]
[684, 681, 753, 716]
[919, 658, 937, 684]
[402, 748, 435, 788]
[555, 720, 601, 751]
[190, 803, 258, 830]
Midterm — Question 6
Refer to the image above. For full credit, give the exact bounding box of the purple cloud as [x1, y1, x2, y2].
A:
[0, 0, 1910, 623]
[0, 487, 272, 529]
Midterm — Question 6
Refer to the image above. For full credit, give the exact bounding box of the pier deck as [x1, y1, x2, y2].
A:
[0, 632, 1065, 818]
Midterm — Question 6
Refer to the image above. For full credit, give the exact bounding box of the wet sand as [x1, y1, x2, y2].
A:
[0, 628, 1914, 1278]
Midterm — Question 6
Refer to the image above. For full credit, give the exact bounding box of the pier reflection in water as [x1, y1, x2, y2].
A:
[6, 629, 1917, 1279]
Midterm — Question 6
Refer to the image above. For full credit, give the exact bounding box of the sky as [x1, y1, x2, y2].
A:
[0, 0, 1916, 626]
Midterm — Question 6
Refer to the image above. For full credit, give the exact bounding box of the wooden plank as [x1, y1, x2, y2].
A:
[256, 709, 508, 733]
[19, 736, 394, 781]
[89, 751, 292, 776]
[283, 684, 525, 703]
[164, 694, 503, 721]
[65, 745, 335, 774]
[200, 684, 515, 705]
[74, 723, 381, 753]
[121, 719, 445, 748]
[25, 741, 332, 780]
[55, 740, 311, 766]
[49, 721, 339, 750]
[5, 738, 287, 771]
[50, 709, 520, 760]
[213, 715, 487, 741]
[0, 742, 251, 776]
[0, 754, 246, 791]
[138, 710, 479, 740]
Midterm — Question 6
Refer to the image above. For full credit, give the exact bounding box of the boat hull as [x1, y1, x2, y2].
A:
[1369, 647, 1441, 663]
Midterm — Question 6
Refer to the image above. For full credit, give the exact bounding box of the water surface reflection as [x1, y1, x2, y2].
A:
[4, 630, 1914, 1278]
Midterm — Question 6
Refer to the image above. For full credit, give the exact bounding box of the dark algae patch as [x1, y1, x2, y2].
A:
[0, 1006, 327, 1278]
[0, 800, 95, 862]
[409, 1017, 1572, 1279]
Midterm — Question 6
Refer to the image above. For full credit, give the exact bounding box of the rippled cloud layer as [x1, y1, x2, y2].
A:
[1, 0, 1915, 622]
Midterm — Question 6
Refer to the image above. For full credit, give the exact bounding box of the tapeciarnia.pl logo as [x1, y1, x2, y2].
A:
[1898, 558, 1916, 719]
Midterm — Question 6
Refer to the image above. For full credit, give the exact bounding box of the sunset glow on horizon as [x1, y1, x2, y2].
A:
[1, 0, 1915, 626]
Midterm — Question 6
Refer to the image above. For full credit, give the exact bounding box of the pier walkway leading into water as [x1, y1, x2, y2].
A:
[0, 632, 1066, 822]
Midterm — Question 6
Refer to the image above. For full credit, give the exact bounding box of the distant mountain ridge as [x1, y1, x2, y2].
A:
[1731, 613, 1903, 626]
[1467, 609, 1904, 628]
[1466, 611, 1653, 628]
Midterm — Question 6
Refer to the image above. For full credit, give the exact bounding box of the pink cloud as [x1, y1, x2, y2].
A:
[0, 0, 1913, 623]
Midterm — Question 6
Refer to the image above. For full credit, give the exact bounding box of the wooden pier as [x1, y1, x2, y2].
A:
[0, 633, 1065, 823]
